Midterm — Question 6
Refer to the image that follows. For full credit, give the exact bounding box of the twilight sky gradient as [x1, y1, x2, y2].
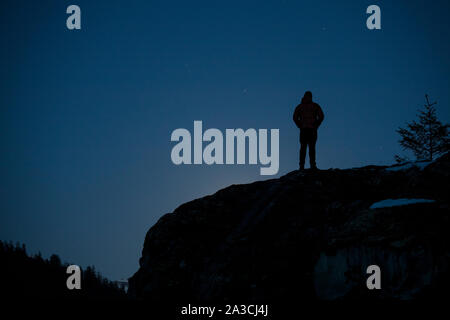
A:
[1, 0, 449, 280]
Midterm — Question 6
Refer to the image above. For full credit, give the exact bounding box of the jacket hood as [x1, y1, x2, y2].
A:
[302, 91, 313, 103]
[301, 96, 313, 103]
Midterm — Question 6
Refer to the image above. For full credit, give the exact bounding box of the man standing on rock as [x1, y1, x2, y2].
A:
[293, 91, 325, 170]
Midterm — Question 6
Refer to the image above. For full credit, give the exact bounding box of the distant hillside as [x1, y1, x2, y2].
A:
[0, 241, 126, 300]
[129, 153, 450, 301]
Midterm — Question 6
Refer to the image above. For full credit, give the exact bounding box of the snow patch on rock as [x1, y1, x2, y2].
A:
[385, 161, 432, 172]
[370, 198, 435, 209]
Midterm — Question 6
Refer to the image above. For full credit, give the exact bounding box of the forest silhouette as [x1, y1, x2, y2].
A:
[0, 240, 126, 300]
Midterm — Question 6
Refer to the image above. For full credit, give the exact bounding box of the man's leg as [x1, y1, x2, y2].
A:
[309, 129, 318, 169]
[299, 130, 307, 170]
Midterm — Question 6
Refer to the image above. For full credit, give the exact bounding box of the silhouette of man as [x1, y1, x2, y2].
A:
[293, 91, 324, 170]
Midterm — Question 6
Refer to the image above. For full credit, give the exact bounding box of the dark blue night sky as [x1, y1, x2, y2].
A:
[1, 0, 449, 280]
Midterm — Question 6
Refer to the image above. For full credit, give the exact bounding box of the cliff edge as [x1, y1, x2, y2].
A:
[129, 154, 450, 301]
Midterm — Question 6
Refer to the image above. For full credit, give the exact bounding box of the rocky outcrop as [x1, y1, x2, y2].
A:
[129, 153, 450, 301]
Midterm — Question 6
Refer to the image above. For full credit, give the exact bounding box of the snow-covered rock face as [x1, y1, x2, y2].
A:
[314, 245, 435, 300]
[129, 153, 450, 301]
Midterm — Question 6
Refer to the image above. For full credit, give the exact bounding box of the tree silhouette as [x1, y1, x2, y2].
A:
[49, 254, 61, 266]
[396, 94, 449, 161]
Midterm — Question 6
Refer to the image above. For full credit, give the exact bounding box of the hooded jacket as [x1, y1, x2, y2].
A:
[293, 96, 324, 129]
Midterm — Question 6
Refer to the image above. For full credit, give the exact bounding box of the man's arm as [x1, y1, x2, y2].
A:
[293, 105, 301, 128]
[316, 104, 324, 128]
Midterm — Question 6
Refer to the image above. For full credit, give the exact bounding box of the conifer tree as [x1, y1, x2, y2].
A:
[396, 94, 449, 161]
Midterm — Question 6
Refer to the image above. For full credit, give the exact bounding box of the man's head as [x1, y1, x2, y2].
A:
[302, 91, 313, 103]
